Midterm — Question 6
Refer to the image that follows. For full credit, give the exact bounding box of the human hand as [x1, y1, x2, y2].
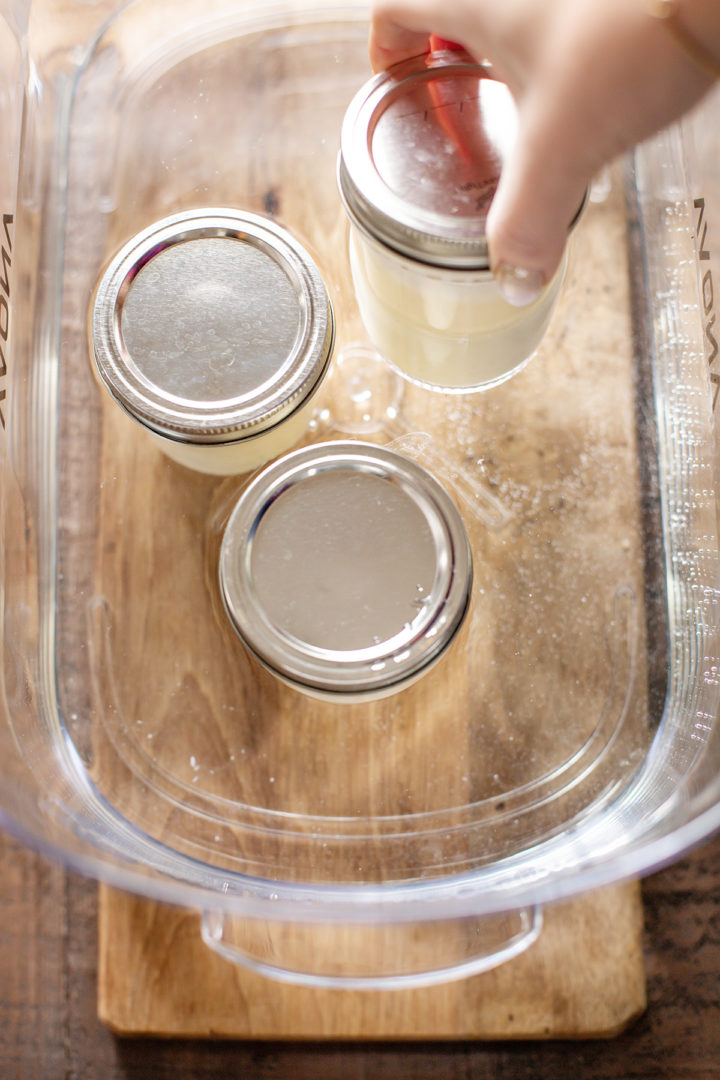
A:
[369, 0, 716, 304]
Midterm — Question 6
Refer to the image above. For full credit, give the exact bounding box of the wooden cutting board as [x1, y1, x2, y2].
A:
[56, 11, 653, 1041]
[98, 882, 646, 1039]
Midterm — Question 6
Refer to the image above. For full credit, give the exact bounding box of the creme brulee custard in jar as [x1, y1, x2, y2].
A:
[91, 208, 334, 475]
[338, 49, 580, 393]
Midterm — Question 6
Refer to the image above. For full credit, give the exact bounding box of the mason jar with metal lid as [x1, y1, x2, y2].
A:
[338, 49, 582, 393]
[219, 440, 473, 701]
[90, 208, 334, 475]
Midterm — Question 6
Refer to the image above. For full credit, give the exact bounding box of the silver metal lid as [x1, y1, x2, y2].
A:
[219, 441, 473, 697]
[338, 50, 517, 270]
[91, 209, 334, 444]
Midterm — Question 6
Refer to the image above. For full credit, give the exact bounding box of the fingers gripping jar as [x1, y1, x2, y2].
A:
[90, 208, 334, 475]
[338, 50, 576, 393]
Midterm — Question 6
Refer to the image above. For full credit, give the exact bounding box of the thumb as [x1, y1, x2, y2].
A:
[486, 107, 590, 306]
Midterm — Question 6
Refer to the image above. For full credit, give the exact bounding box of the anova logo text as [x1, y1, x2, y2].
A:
[0, 212, 12, 429]
[694, 197, 720, 409]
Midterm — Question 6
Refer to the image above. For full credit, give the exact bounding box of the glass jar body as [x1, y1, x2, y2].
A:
[349, 226, 567, 392]
[139, 392, 321, 476]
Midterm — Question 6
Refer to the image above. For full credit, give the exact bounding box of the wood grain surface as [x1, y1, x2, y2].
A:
[1, 1, 718, 1076]
[1, 831, 719, 1078]
[61, 23, 659, 1040]
[7, 0, 699, 1059]
[50, 4, 658, 1044]
[97, 883, 646, 1040]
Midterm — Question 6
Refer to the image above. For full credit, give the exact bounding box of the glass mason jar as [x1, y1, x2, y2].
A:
[338, 49, 580, 393]
[219, 440, 473, 701]
[91, 208, 335, 474]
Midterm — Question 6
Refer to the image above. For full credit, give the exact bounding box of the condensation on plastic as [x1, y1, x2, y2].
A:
[0, 0, 719, 988]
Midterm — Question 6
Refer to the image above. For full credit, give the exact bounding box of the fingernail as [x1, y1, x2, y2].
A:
[494, 263, 545, 307]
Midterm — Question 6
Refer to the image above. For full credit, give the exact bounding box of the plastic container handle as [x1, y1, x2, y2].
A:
[200, 905, 543, 990]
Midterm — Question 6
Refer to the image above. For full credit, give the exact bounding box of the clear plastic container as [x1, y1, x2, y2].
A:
[2, 0, 720, 989]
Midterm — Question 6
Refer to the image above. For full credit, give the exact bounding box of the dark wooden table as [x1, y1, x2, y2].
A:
[0, 827, 718, 1079]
